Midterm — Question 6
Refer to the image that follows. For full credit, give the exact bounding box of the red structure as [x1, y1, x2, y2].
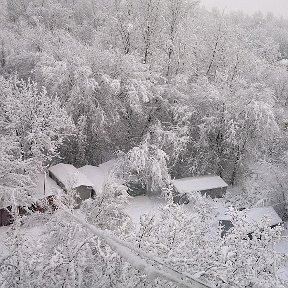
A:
[0, 207, 13, 226]
[0, 173, 62, 226]
[0, 195, 58, 226]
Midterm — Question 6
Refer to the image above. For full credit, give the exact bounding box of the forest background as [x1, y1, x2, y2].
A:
[1, 0, 288, 287]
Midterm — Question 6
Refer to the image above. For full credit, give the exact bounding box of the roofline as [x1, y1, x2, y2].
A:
[173, 176, 228, 184]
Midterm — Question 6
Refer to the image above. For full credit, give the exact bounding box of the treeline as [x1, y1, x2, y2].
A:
[1, 0, 288, 201]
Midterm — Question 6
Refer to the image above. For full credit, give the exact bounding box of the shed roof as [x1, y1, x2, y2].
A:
[48, 163, 94, 190]
[78, 159, 115, 194]
[279, 59, 288, 66]
[217, 206, 282, 234]
[173, 175, 228, 194]
[246, 207, 282, 227]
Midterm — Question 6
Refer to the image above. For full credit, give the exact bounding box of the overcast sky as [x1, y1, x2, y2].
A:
[201, 0, 288, 18]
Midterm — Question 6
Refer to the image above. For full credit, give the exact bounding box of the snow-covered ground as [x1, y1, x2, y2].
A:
[275, 224, 288, 282]
[278, 266, 288, 283]
[124, 195, 228, 230]
[0, 215, 47, 261]
[0, 226, 10, 258]
[1, 195, 288, 283]
[124, 196, 167, 229]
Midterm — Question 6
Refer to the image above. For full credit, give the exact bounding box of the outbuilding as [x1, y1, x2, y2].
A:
[0, 206, 13, 226]
[173, 175, 228, 200]
[218, 206, 282, 238]
[78, 160, 115, 194]
[48, 163, 95, 206]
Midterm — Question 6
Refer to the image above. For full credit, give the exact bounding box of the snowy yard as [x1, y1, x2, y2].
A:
[124, 196, 167, 229]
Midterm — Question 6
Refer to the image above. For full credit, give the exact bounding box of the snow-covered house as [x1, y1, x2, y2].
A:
[173, 175, 228, 200]
[217, 206, 282, 237]
[48, 163, 95, 206]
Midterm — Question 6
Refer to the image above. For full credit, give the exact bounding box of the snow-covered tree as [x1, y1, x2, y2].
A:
[0, 76, 74, 208]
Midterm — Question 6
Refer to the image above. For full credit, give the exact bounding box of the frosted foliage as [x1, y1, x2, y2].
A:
[0, 76, 74, 208]
[36, 54, 70, 95]
[0, 77, 74, 161]
[126, 136, 170, 194]
[228, 160, 288, 212]
[131, 196, 287, 287]
[0, 192, 287, 287]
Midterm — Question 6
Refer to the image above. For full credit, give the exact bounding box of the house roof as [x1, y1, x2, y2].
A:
[173, 175, 228, 194]
[217, 206, 282, 234]
[78, 159, 115, 194]
[48, 163, 94, 190]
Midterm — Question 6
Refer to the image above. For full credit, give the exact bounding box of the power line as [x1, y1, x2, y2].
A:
[67, 210, 214, 288]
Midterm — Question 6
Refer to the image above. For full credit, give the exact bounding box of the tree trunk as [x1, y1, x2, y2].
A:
[230, 146, 241, 186]
[1, 40, 5, 68]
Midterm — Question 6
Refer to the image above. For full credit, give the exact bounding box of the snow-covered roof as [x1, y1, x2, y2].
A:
[246, 207, 282, 227]
[78, 160, 115, 194]
[217, 206, 282, 234]
[277, 266, 288, 283]
[279, 59, 288, 66]
[32, 173, 64, 200]
[48, 163, 94, 190]
[173, 175, 228, 194]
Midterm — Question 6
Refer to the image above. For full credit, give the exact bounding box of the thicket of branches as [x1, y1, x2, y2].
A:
[1, 0, 288, 190]
[1, 1, 288, 287]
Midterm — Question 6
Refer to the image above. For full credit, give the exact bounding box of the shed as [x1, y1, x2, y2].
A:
[218, 206, 282, 237]
[48, 164, 95, 206]
[279, 59, 288, 66]
[78, 160, 115, 194]
[173, 175, 228, 200]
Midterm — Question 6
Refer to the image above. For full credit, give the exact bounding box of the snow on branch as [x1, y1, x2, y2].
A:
[67, 210, 213, 288]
